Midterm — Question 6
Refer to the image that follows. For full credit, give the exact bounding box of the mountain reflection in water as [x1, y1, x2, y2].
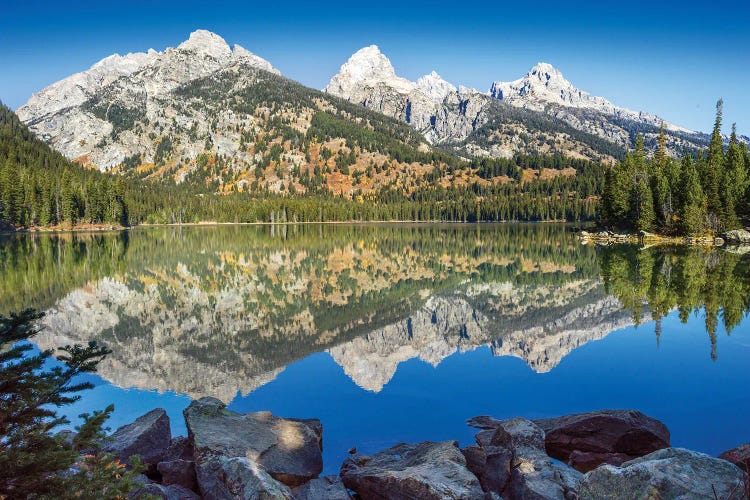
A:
[1, 224, 748, 399]
[1, 224, 748, 468]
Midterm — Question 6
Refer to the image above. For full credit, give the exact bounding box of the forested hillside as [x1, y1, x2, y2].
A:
[1, 100, 608, 228]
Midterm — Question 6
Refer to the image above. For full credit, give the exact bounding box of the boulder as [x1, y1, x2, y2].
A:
[164, 436, 194, 462]
[499, 418, 582, 500]
[157, 459, 198, 492]
[723, 229, 750, 244]
[199, 456, 293, 499]
[580, 447, 748, 500]
[103, 408, 171, 471]
[183, 397, 322, 491]
[340, 440, 484, 499]
[720, 443, 750, 470]
[129, 483, 200, 500]
[292, 475, 351, 499]
[467, 416, 583, 498]
[462, 443, 512, 494]
[533, 410, 670, 471]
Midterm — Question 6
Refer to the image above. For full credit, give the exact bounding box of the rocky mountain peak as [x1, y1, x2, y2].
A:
[415, 71, 457, 101]
[176, 29, 232, 59]
[17, 29, 280, 169]
[325, 45, 413, 95]
[527, 62, 566, 83]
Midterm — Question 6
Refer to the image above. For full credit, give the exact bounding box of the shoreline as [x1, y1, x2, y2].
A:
[578, 228, 750, 248]
[100, 402, 749, 499]
[0, 219, 583, 235]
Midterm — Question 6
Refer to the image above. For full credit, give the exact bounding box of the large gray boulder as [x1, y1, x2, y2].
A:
[466, 416, 583, 499]
[103, 408, 171, 470]
[183, 397, 322, 493]
[340, 440, 484, 499]
[498, 418, 582, 500]
[164, 436, 194, 462]
[292, 475, 351, 499]
[462, 442, 513, 494]
[580, 447, 748, 499]
[129, 483, 200, 500]
[720, 443, 750, 470]
[157, 459, 198, 492]
[197, 456, 294, 499]
[533, 410, 670, 471]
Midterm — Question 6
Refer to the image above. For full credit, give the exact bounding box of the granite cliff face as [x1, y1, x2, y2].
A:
[325, 46, 485, 145]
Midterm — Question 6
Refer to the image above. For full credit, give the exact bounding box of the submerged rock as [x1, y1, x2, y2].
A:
[720, 443, 750, 470]
[340, 440, 484, 499]
[292, 475, 351, 500]
[580, 447, 748, 499]
[103, 408, 171, 471]
[183, 397, 322, 494]
[533, 410, 670, 472]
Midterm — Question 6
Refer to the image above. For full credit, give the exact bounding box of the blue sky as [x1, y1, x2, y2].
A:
[1, 0, 748, 134]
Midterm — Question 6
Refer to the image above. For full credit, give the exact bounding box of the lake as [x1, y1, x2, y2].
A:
[1, 223, 748, 474]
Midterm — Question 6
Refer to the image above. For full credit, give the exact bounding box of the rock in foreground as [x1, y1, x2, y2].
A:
[340, 440, 484, 499]
[720, 443, 750, 470]
[580, 447, 748, 500]
[104, 408, 171, 472]
[496, 418, 583, 500]
[533, 409, 670, 471]
[292, 475, 351, 499]
[129, 483, 200, 499]
[183, 397, 322, 495]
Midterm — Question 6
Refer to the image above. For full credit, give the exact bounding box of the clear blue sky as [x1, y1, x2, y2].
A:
[1, 0, 748, 134]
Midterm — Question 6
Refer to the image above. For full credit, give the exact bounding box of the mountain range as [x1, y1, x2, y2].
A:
[324, 45, 715, 158]
[15, 30, 740, 194]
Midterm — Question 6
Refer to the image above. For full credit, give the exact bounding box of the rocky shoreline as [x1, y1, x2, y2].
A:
[78, 400, 749, 499]
[578, 228, 750, 250]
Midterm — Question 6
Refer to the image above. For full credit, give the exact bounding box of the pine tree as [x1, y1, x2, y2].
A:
[1, 310, 143, 497]
[629, 135, 655, 231]
[678, 155, 707, 235]
[720, 124, 746, 229]
[651, 125, 673, 228]
[703, 99, 725, 226]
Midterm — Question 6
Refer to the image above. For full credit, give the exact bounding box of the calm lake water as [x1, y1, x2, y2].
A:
[1, 224, 749, 474]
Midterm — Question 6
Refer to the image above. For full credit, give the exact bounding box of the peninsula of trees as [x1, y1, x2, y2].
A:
[600, 100, 749, 236]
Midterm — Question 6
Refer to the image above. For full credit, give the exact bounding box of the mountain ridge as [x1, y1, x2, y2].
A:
[325, 45, 725, 157]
